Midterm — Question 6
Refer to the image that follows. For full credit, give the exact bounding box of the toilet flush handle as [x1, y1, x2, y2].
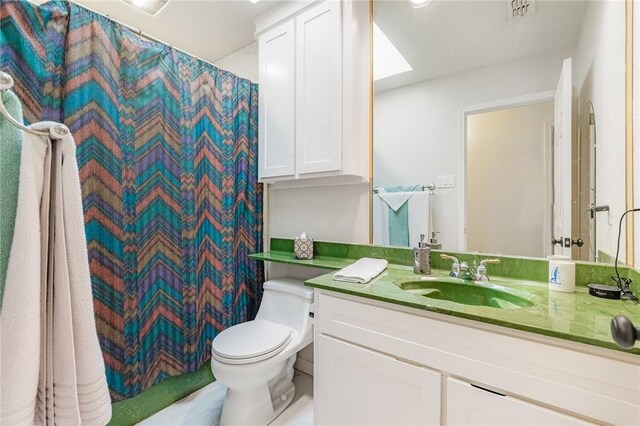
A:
[308, 303, 315, 322]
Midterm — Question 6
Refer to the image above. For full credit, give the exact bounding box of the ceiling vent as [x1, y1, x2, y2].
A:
[123, 0, 168, 16]
[507, 0, 535, 20]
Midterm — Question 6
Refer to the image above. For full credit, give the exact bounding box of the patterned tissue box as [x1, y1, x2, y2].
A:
[294, 237, 314, 260]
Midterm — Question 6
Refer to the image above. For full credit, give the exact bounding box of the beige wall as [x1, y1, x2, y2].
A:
[466, 101, 553, 257]
[215, 42, 259, 83]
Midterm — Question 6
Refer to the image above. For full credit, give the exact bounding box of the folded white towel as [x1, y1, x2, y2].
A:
[333, 258, 389, 284]
[377, 191, 415, 212]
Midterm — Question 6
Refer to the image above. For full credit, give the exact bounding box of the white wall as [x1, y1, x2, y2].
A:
[467, 102, 553, 257]
[266, 182, 370, 375]
[268, 184, 370, 245]
[573, 0, 626, 262]
[215, 41, 259, 82]
[374, 46, 574, 251]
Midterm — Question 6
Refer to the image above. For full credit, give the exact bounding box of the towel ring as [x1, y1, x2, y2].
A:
[0, 71, 69, 140]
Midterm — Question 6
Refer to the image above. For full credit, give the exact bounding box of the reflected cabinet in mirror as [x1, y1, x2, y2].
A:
[372, 0, 630, 264]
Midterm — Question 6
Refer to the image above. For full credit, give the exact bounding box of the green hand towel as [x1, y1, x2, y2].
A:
[388, 202, 410, 247]
[0, 90, 23, 309]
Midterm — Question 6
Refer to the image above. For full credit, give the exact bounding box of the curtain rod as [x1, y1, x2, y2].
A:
[68, 0, 222, 70]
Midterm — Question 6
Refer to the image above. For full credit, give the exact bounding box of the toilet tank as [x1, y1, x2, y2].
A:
[255, 278, 314, 334]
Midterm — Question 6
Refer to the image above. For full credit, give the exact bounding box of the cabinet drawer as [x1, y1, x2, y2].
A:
[446, 378, 593, 425]
[316, 291, 640, 425]
[316, 334, 441, 426]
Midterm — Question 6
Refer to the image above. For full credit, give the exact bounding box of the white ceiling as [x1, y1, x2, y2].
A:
[71, 0, 281, 63]
[374, 0, 589, 92]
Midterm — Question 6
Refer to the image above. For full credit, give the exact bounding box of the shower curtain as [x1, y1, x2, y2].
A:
[1, 0, 264, 401]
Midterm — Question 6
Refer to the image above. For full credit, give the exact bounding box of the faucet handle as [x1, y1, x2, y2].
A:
[440, 253, 459, 264]
[476, 258, 500, 281]
[441, 254, 461, 277]
[479, 258, 500, 267]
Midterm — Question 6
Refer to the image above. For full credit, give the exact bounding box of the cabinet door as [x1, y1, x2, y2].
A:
[258, 21, 296, 179]
[446, 378, 593, 426]
[295, 1, 342, 175]
[316, 335, 441, 426]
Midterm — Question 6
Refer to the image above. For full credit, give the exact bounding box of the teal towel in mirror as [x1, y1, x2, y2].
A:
[389, 202, 410, 247]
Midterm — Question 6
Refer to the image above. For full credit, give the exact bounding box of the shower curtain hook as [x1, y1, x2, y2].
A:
[0, 71, 15, 91]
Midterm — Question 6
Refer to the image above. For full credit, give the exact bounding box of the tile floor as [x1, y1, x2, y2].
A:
[138, 371, 313, 426]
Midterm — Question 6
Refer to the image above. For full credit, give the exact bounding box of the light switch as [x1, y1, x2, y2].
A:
[437, 175, 455, 188]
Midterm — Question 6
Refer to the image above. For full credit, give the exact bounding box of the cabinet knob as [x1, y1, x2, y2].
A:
[611, 315, 640, 349]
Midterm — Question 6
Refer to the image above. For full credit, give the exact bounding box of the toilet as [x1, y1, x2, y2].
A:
[211, 278, 314, 426]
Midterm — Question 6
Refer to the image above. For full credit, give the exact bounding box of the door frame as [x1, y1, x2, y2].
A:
[458, 90, 556, 252]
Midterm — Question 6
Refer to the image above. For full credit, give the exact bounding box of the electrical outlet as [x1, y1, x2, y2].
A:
[437, 175, 455, 188]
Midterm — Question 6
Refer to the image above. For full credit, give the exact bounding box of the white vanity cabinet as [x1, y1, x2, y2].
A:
[316, 334, 441, 426]
[314, 290, 640, 426]
[256, 0, 369, 185]
[446, 378, 592, 426]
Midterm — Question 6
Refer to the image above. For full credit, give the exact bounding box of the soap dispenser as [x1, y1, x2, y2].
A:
[413, 234, 431, 275]
[428, 231, 442, 250]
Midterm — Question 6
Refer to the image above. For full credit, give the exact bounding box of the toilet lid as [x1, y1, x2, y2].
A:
[212, 319, 293, 362]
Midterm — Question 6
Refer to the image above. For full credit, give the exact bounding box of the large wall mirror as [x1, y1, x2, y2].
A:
[371, 0, 632, 264]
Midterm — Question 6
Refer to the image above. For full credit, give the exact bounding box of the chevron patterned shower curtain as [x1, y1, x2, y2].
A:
[1, 0, 264, 400]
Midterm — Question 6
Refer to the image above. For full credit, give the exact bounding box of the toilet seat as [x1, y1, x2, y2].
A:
[212, 319, 293, 365]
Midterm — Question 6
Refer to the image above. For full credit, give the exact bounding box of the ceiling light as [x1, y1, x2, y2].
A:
[249, 0, 261, 4]
[408, 0, 433, 9]
[373, 22, 413, 81]
[122, 0, 168, 15]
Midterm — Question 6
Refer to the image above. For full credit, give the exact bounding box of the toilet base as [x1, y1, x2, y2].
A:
[218, 356, 297, 426]
[219, 380, 295, 426]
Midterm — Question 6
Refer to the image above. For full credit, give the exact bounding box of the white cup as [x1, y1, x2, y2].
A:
[548, 260, 576, 293]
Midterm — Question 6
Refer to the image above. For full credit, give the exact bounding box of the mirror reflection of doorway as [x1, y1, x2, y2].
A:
[465, 100, 554, 258]
[575, 102, 597, 262]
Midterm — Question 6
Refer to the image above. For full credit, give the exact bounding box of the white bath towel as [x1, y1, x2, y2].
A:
[407, 192, 432, 248]
[0, 123, 112, 425]
[333, 258, 389, 284]
[373, 194, 390, 246]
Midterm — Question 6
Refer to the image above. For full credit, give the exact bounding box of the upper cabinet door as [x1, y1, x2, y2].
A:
[295, 1, 342, 175]
[259, 21, 296, 179]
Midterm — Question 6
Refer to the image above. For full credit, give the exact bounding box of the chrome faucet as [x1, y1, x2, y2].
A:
[440, 254, 500, 281]
[440, 254, 461, 277]
[474, 258, 501, 281]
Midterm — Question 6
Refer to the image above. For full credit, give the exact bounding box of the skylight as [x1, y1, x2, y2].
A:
[373, 22, 413, 81]
[123, 0, 168, 15]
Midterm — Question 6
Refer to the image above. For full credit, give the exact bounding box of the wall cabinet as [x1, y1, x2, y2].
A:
[258, 21, 296, 179]
[314, 291, 640, 426]
[295, 1, 342, 176]
[256, 0, 369, 186]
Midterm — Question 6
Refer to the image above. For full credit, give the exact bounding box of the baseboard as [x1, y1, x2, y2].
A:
[294, 357, 314, 376]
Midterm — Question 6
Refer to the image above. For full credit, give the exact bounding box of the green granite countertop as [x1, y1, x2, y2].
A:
[252, 238, 640, 355]
[305, 264, 640, 355]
